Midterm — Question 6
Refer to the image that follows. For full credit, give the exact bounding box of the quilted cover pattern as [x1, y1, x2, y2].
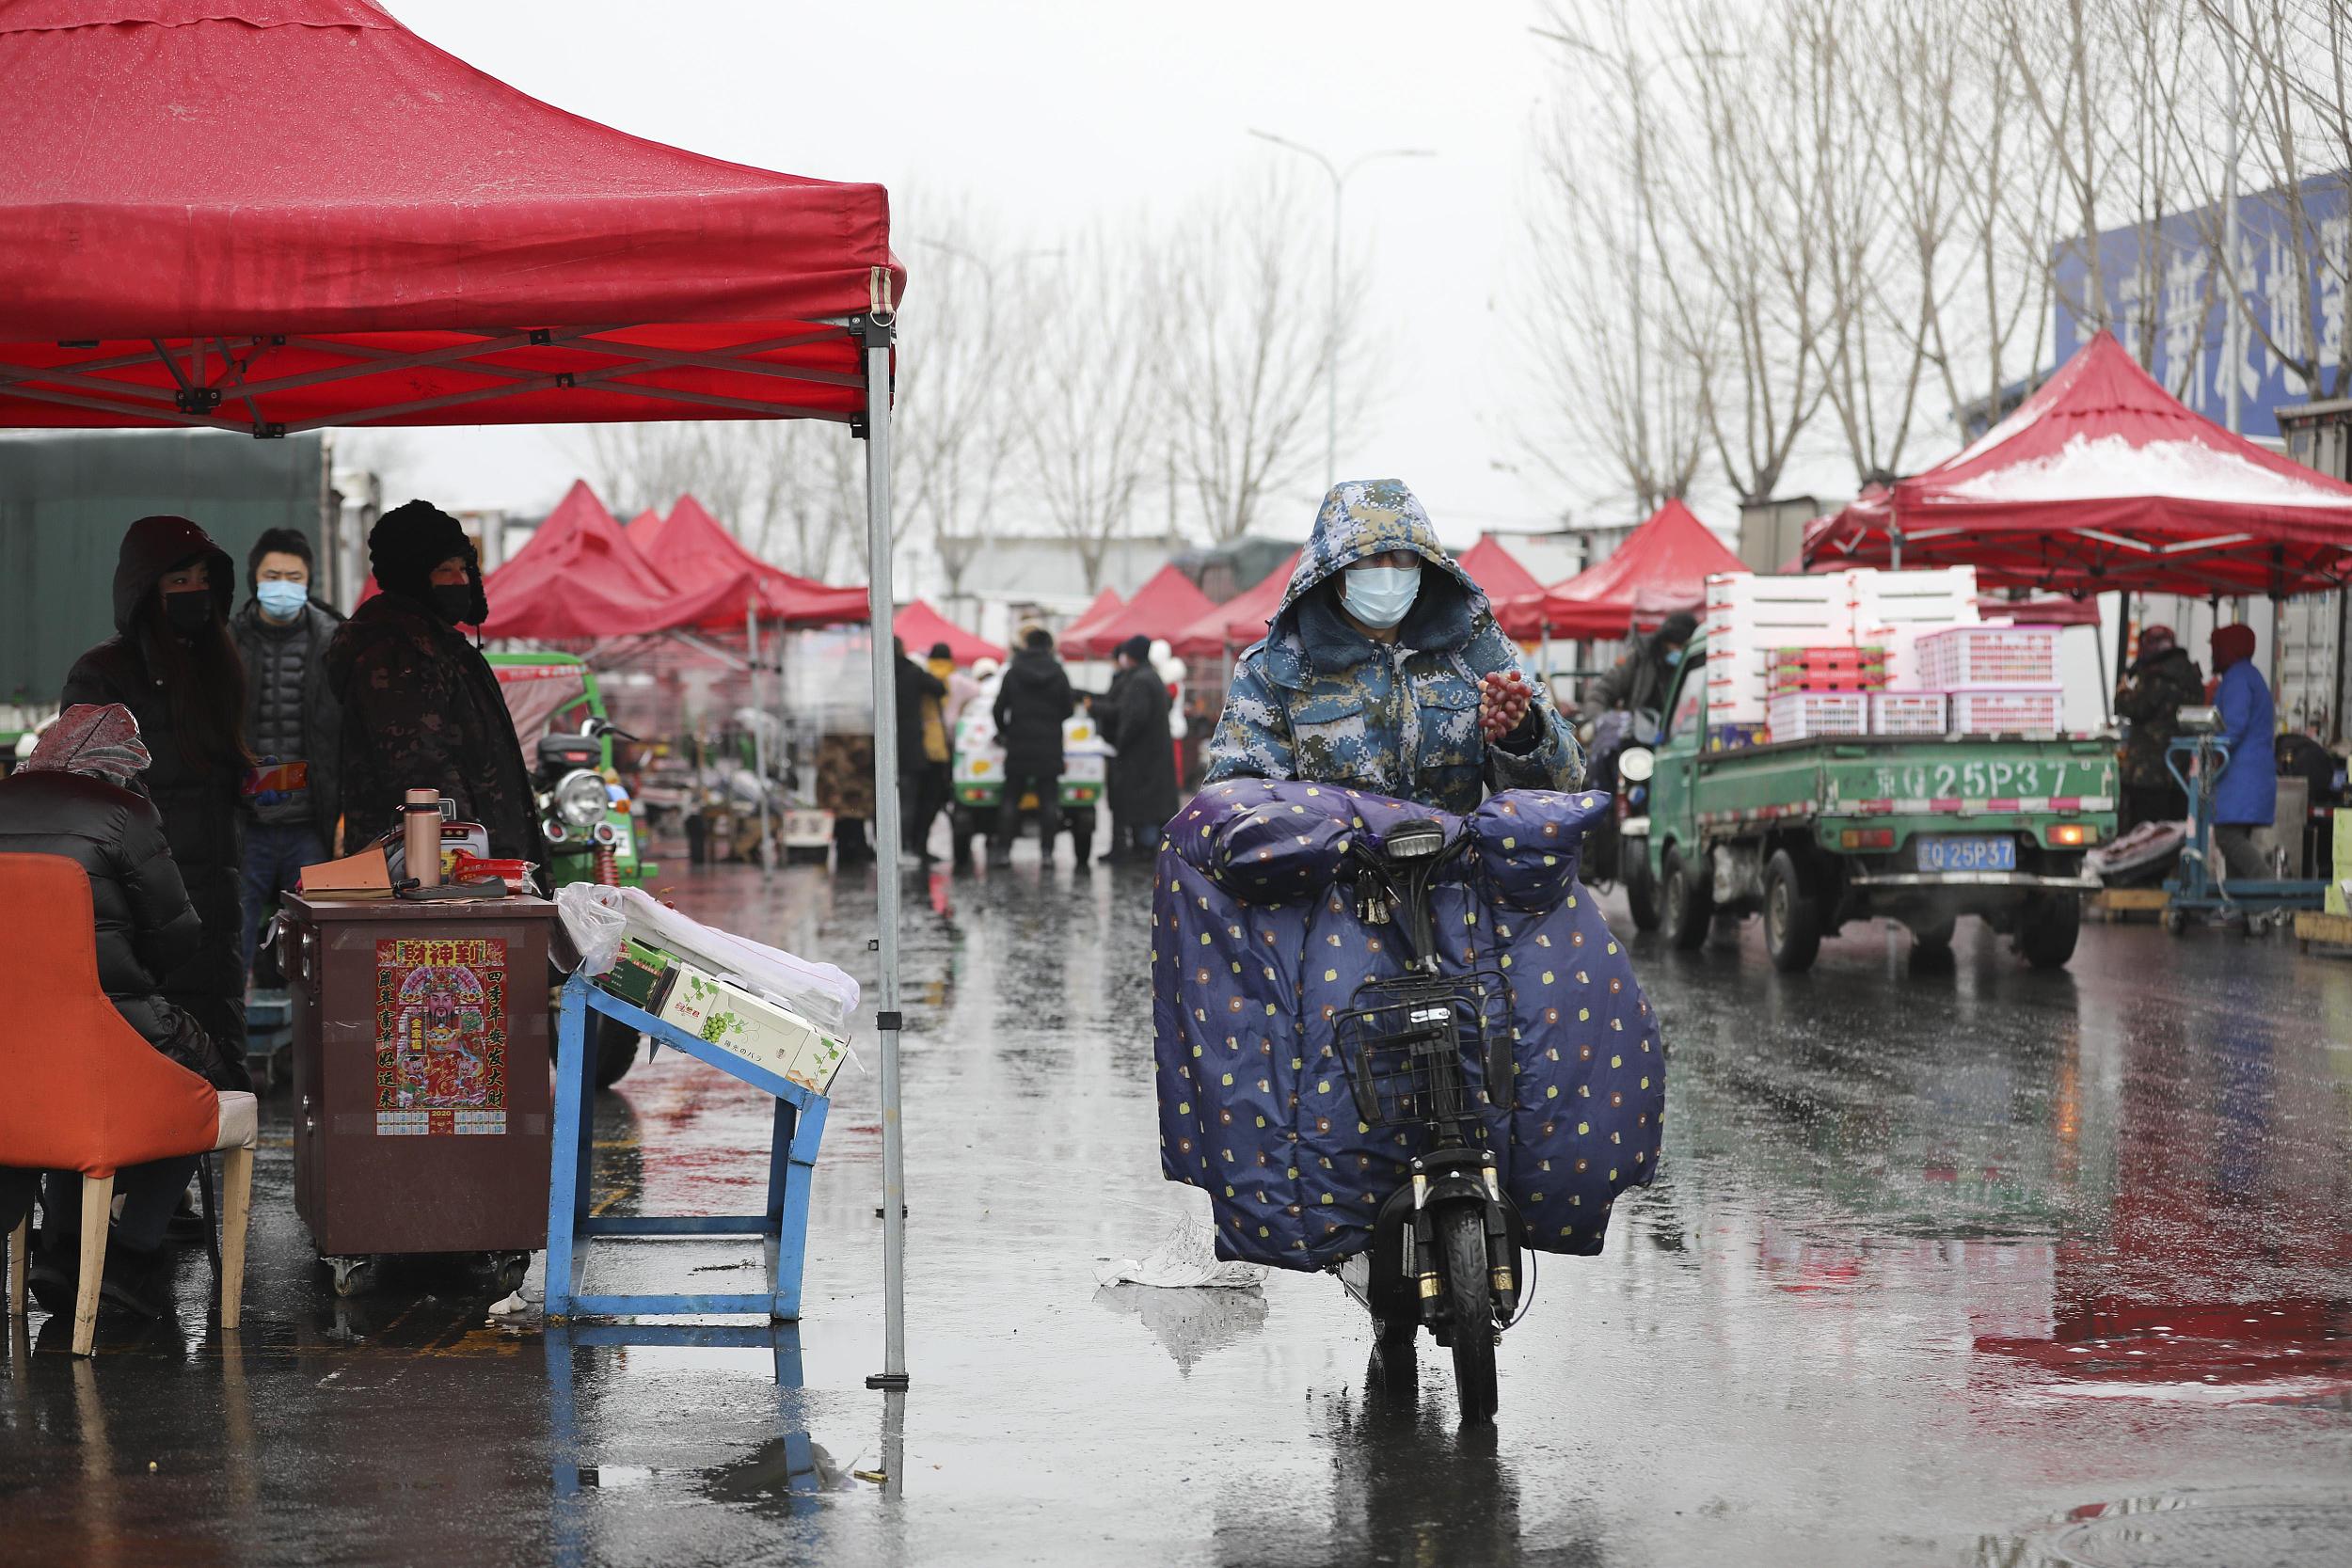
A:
[1152, 779, 1665, 1269]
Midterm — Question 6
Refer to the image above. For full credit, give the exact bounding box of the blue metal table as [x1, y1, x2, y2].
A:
[545, 973, 829, 1320]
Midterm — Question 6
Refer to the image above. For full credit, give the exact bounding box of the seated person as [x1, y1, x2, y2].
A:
[0, 704, 245, 1320]
[1205, 479, 1582, 813]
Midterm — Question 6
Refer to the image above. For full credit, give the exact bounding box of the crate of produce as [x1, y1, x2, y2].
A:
[1766, 690, 1869, 741]
[1868, 690, 1948, 736]
[1947, 688, 2063, 736]
[1768, 644, 1888, 694]
[1918, 625, 2059, 689]
[1706, 721, 1770, 753]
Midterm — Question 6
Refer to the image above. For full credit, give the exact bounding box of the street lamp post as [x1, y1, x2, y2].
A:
[1247, 131, 1434, 491]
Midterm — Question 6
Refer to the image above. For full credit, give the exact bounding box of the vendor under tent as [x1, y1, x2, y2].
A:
[1802, 330, 2352, 598]
[1506, 498, 1749, 641]
[893, 599, 1005, 666]
[483, 479, 683, 640]
[1169, 548, 1302, 660]
[0, 0, 914, 1390]
[1063, 562, 1217, 660]
[1057, 585, 1125, 652]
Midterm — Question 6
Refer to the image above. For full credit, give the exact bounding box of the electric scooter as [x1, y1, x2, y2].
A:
[1331, 817, 1527, 1424]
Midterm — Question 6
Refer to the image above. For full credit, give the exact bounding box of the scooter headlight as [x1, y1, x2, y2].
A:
[555, 769, 609, 829]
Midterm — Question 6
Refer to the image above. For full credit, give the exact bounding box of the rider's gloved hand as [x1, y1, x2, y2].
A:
[1479, 670, 1534, 744]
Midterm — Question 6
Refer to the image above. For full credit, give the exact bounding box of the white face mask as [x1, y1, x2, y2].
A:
[1341, 563, 1421, 630]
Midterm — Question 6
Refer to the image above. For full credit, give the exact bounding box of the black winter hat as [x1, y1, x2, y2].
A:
[370, 499, 478, 603]
[1117, 634, 1151, 665]
[1654, 610, 1699, 647]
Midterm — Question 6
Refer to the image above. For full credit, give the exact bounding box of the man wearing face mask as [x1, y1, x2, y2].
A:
[233, 528, 343, 972]
[1578, 611, 1698, 723]
[325, 500, 535, 868]
[1204, 479, 1582, 814]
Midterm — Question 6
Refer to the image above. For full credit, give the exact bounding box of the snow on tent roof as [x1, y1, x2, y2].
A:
[1063, 563, 1217, 659]
[1804, 330, 2352, 596]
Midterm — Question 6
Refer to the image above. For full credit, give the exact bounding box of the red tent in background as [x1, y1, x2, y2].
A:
[625, 508, 666, 554]
[895, 600, 1004, 666]
[0, 0, 898, 436]
[1169, 550, 1302, 659]
[1455, 535, 1546, 604]
[1509, 499, 1747, 640]
[1803, 331, 2352, 596]
[1058, 587, 1125, 652]
[1064, 563, 1218, 659]
[646, 493, 868, 627]
[482, 480, 685, 639]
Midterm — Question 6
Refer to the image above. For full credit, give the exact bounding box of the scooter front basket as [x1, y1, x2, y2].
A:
[1336, 968, 1516, 1129]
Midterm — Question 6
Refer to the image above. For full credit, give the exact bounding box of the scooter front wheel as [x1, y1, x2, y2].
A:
[1437, 1203, 1500, 1423]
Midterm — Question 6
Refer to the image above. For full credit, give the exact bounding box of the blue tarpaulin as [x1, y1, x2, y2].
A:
[1152, 778, 1665, 1270]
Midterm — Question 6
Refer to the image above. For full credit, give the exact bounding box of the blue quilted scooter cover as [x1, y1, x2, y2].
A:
[1152, 779, 1665, 1270]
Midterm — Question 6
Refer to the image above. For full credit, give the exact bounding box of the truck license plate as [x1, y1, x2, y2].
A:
[1919, 835, 2015, 872]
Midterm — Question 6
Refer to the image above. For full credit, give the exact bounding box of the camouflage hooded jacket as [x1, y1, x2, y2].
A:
[1204, 480, 1583, 814]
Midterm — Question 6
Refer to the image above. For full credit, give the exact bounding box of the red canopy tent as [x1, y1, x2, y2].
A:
[1168, 550, 1302, 659]
[1064, 563, 1218, 659]
[1455, 535, 1546, 605]
[1803, 331, 2352, 596]
[1057, 587, 1125, 653]
[481, 480, 693, 640]
[0, 0, 919, 1383]
[894, 600, 1005, 667]
[624, 508, 667, 554]
[1509, 499, 1747, 640]
[646, 493, 868, 627]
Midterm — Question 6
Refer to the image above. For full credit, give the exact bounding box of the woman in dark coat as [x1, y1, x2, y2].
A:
[326, 501, 536, 865]
[0, 704, 242, 1317]
[1102, 635, 1180, 862]
[61, 515, 251, 1071]
[989, 628, 1075, 866]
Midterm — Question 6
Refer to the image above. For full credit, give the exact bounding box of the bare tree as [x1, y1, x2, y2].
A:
[1522, 0, 1708, 517]
[1023, 230, 1167, 592]
[1158, 171, 1371, 542]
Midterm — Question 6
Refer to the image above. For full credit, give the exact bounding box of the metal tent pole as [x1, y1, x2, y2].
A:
[855, 293, 910, 1392]
[748, 602, 773, 871]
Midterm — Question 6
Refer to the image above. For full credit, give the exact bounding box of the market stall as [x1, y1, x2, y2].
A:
[0, 0, 914, 1383]
[894, 600, 1005, 666]
[1506, 499, 1749, 641]
[1061, 563, 1217, 659]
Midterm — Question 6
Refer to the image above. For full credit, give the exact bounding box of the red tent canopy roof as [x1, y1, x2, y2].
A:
[483, 480, 683, 639]
[1058, 587, 1126, 651]
[1168, 549, 1303, 659]
[1454, 535, 1546, 603]
[1508, 499, 1747, 640]
[647, 493, 867, 627]
[624, 508, 666, 553]
[894, 600, 1003, 666]
[1064, 563, 1218, 659]
[0, 0, 902, 435]
[1804, 331, 2352, 595]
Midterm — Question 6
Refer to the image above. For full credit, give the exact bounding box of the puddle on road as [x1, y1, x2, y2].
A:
[1990, 1489, 2352, 1568]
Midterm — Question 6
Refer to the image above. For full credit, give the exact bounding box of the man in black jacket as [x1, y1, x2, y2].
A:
[1578, 610, 1697, 722]
[234, 527, 342, 971]
[1101, 635, 1179, 862]
[326, 501, 535, 868]
[990, 627, 1075, 867]
[894, 638, 950, 863]
[0, 704, 241, 1318]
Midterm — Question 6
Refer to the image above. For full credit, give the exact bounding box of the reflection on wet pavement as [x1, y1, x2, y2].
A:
[2, 858, 2349, 1565]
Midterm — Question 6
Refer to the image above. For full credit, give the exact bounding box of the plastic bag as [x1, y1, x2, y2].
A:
[556, 882, 628, 975]
[1096, 1214, 1267, 1290]
[612, 886, 859, 1037]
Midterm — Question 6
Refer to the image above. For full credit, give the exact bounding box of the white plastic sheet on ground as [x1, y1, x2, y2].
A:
[557, 883, 861, 1037]
[1096, 1212, 1267, 1291]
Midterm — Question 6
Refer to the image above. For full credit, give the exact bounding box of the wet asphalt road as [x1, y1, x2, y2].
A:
[4, 846, 2351, 1568]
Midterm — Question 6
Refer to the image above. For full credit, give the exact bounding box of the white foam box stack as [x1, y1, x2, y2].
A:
[657, 960, 849, 1096]
[1705, 573, 1856, 725]
[1947, 689, 2065, 736]
[1851, 565, 1979, 630]
[1767, 690, 1870, 741]
[1917, 625, 2060, 689]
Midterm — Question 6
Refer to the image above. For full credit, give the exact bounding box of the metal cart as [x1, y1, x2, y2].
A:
[2161, 732, 2327, 935]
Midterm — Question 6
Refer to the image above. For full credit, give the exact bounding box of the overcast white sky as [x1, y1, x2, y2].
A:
[365, 0, 1599, 549]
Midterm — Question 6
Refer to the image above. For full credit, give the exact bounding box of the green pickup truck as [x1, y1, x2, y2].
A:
[1620, 639, 2116, 972]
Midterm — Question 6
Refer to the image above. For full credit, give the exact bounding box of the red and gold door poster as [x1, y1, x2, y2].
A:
[373, 936, 510, 1135]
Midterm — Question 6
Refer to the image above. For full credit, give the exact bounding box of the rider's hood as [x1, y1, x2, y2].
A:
[1257, 479, 1487, 687]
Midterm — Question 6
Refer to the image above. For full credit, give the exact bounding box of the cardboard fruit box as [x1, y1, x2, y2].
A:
[657, 961, 848, 1097]
[596, 938, 678, 1014]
